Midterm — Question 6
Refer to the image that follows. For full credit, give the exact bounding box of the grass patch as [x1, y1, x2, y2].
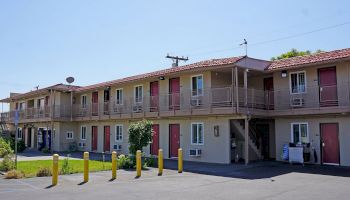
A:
[17, 160, 112, 178]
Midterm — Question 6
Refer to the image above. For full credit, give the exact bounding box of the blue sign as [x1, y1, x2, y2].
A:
[14, 110, 19, 126]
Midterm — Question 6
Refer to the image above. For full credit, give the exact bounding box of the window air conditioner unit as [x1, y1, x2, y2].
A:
[132, 105, 143, 113]
[191, 98, 202, 107]
[113, 144, 122, 151]
[189, 149, 202, 157]
[290, 97, 305, 108]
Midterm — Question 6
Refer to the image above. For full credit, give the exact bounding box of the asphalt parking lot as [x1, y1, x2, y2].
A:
[1, 162, 350, 200]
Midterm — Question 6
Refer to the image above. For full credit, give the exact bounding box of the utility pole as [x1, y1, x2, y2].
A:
[166, 54, 189, 67]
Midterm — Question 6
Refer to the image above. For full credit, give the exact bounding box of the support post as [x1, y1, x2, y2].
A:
[244, 69, 248, 108]
[178, 148, 183, 173]
[158, 149, 163, 176]
[52, 154, 59, 186]
[235, 67, 239, 113]
[84, 152, 89, 182]
[111, 151, 117, 179]
[136, 150, 141, 177]
[244, 118, 249, 165]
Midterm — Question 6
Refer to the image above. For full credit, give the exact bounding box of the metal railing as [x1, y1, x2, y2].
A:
[2, 83, 350, 122]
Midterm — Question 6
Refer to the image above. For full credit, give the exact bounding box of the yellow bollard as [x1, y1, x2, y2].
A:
[178, 148, 183, 173]
[52, 154, 59, 186]
[83, 152, 89, 182]
[136, 150, 141, 177]
[158, 149, 163, 176]
[111, 151, 117, 179]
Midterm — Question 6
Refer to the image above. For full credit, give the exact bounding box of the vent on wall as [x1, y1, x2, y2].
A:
[78, 143, 86, 147]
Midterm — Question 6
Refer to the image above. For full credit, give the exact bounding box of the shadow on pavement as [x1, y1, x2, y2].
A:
[163, 160, 350, 180]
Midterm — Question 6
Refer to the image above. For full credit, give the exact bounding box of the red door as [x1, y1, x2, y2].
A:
[151, 124, 159, 155]
[169, 124, 180, 158]
[264, 77, 274, 110]
[91, 126, 98, 151]
[92, 92, 99, 116]
[104, 126, 110, 152]
[319, 67, 338, 107]
[150, 81, 159, 112]
[321, 123, 340, 165]
[169, 78, 180, 110]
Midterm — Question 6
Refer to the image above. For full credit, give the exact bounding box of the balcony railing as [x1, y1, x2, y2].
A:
[1, 83, 350, 122]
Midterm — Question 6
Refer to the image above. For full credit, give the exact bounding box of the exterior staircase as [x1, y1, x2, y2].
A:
[231, 120, 263, 160]
[0, 112, 9, 136]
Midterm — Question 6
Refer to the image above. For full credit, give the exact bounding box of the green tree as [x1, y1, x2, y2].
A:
[271, 49, 324, 61]
[128, 119, 153, 155]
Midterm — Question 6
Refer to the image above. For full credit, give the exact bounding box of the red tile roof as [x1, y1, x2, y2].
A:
[268, 48, 350, 70]
[76, 56, 244, 92]
[0, 84, 80, 102]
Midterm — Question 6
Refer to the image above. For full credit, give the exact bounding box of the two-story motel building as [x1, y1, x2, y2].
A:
[1, 48, 350, 166]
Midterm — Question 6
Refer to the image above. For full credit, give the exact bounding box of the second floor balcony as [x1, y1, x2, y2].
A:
[1, 83, 350, 123]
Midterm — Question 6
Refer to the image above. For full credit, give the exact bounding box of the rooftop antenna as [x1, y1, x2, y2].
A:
[166, 54, 189, 67]
[239, 39, 248, 57]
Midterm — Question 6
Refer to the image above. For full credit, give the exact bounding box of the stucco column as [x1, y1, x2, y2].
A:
[245, 117, 249, 165]
[235, 67, 239, 113]
[244, 69, 248, 107]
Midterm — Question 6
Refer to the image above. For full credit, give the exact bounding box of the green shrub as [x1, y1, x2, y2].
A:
[0, 137, 13, 158]
[5, 170, 24, 179]
[144, 156, 156, 168]
[36, 167, 52, 177]
[117, 154, 134, 169]
[60, 158, 72, 175]
[41, 147, 50, 153]
[0, 154, 15, 171]
[128, 120, 153, 156]
[4, 137, 26, 153]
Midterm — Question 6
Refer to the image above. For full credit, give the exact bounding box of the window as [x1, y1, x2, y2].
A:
[291, 123, 308, 144]
[134, 85, 143, 103]
[66, 131, 74, 139]
[191, 123, 204, 145]
[115, 125, 123, 142]
[81, 126, 87, 140]
[19, 102, 26, 111]
[191, 75, 203, 96]
[81, 95, 87, 108]
[17, 127, 23, 140]
[290, 72, 306, 94]
[116, 89, 123, 105]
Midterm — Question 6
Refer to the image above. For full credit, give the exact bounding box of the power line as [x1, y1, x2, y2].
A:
[187, 20, 350, 57]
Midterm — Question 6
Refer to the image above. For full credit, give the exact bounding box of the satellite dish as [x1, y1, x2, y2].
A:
[66, 77, 75, 84]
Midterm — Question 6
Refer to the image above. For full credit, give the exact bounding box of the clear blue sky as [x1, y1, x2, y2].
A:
[1, 0, 350, 110]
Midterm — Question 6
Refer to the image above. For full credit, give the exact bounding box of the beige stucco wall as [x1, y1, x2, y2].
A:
[272, 60, 350, 109]
[72, 116, 231, 164]
[275, 116, 350, 166]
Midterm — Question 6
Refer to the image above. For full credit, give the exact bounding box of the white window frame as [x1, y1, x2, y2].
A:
[115, 88, 123, 105]
[17, 127, 23, 140]
[115, 124, 123, 142]
[81, 95, 87, 109]
[191, 122, 204, 145]
[134, 85, 143, 103]
[191, 74, 204, 97]
[80, 126, 87, 140]
[289, 71, 307, 94]
[290, 122, 309, 144]
[19, 102, 26, 111]
[66, 131, 74, 139]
